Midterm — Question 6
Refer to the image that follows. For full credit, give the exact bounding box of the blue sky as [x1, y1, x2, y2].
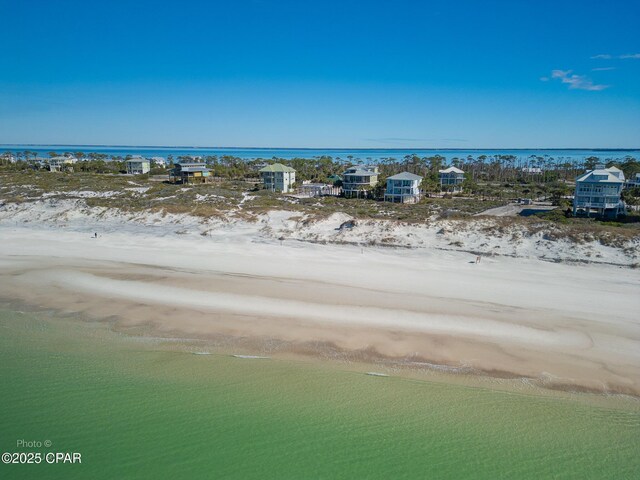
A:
[0, 0, 639, 148]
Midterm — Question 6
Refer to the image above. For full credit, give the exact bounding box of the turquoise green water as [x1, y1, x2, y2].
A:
[0, 309, 638, 479]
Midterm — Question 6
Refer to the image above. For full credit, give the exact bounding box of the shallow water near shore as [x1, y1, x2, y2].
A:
[1, 308, 639, 479]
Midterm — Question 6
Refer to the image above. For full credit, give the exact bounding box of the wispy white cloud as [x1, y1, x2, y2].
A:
[591, 53, 640, 60]
[591, 66, 616, 71]
[546, 70, 609, 91]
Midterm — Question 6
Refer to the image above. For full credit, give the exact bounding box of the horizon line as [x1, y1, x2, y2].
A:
[1, 144, 639, 151]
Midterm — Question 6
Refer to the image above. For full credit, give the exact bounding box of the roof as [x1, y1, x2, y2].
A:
[176, 161, 206, 167]
[606, 166, 624, 179]
[177, 166, 209, 173]
[49, 156, 77, 163]
[439, 166, 464, 174]
[387, 172, 423, 181]
[259, 163, 296, 173]
[343, 167, 378, 176]
[576, 167, 625, 184]
[126, 158, 150, 163]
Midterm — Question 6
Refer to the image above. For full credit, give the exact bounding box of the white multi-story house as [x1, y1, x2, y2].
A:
[438, 166, 465, 192]
[342, 165, 379, 198]
[573, 166, 625, 218]
[384, 172, 423, 203]
[125, 156, 151, 174]
[47, 156, 77, 172]
[259, 163, 296, 193]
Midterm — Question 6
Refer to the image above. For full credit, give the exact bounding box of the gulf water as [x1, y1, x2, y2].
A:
[1, 309, 638, 479]
[2, 145, 639, 162]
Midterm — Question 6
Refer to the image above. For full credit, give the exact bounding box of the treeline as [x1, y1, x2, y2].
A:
[0, 157, 126, 174]
[173, 155, 345, 180]
[164, 153, 640, 184]
[373, 154, 640, 183]
[2, 151, 638, 187]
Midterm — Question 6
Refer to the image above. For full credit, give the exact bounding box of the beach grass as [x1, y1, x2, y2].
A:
[1, 171, 638, 245]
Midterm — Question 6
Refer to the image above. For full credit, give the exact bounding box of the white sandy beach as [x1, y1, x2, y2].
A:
[1, 199, 639, 395]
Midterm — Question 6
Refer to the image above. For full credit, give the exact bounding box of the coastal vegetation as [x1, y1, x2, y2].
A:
[1, 153, 639, 254]
[1, 167, 639, 250]
[3, 150, 639, 186]
[2, 151, 639, 205]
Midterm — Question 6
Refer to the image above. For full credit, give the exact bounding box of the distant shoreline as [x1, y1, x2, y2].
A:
[2, 144, 639, 151]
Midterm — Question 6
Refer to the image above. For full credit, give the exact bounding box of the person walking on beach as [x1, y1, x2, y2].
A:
[476, 255, 481, 264]
[94, 232, 98, 238]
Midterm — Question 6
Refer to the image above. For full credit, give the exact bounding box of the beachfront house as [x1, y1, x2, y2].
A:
[259, 163, 296, 193]
[342, 165, 379, 198]
[573, 166, 625, 218]
[625, 172, 640, 189]
[438, 166, 465, 192]
[47, 156, 77, 172]
[125, 156, 151, 175]
[170, 161, 211, 184]
[384, 172, 423, 203]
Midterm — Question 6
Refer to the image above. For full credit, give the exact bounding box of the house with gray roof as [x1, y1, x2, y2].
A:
[125, 156, 151, 175]
[438, 166, 465, 192]
[47, 156, 77, 172]
[259, 163, 296, 193]
[170, 161, 210, 184]
[573, 166, 625, 218]
[384, 172, 423, 203]
[342, 165, 379, 198]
